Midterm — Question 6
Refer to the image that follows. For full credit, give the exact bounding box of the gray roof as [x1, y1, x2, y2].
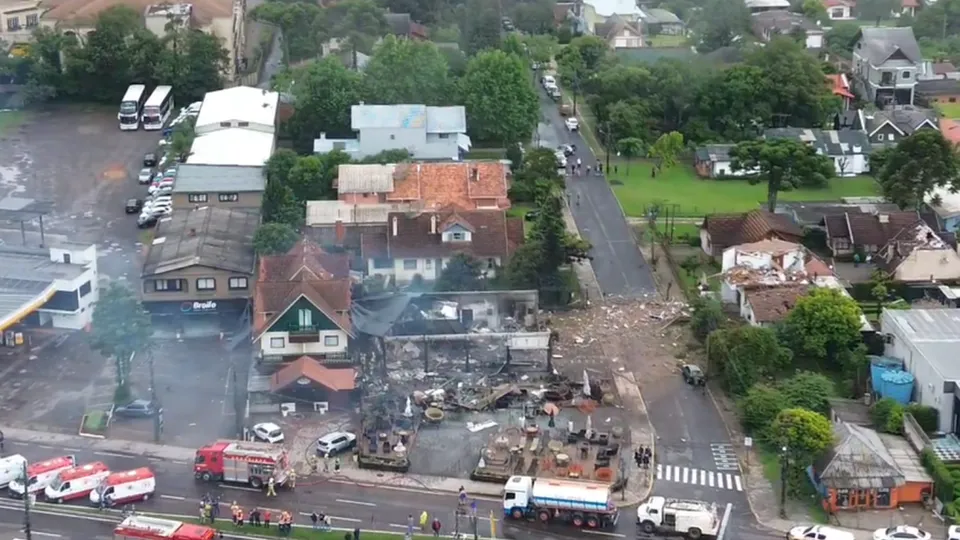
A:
[917, 78, 960, 96]
[0, 245, 91, 324]
[751, 10, 820, 34]
[172, 164, 266, 194]
[642, 8, 681, 24]
[818, 422, 904, 489]
[141, 207, 260, 277]
[351, 104, 466, 133]
[855, 27, 922, 66]
[865, 106, 939, 136]
[696, 144, 734, 161]
[883, 309, 960, 380]
[426, 106, 467, 133]
[764, 128, 871, 156]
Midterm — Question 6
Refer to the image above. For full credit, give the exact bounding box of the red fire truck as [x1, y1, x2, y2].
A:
[194, 440, 290, 489]
[113, 515, 215, 540]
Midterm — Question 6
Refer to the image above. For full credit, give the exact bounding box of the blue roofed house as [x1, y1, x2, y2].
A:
[314, 104, 471, 161]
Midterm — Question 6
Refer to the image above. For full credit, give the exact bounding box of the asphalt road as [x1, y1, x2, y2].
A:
[536, 87, 657, 299]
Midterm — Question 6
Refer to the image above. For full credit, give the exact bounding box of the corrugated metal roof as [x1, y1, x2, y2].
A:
[426, 107, 466, 133]
[352, 104, 427, 130]
[195, 87, 279, 132]
[883, 309, 960, 380]
[336, 164, 396, 193]
[188, 130, 275, 167]
[141, 207, 259, 276]
[172, 165, 266, 193]
[305, 200, 418, 226]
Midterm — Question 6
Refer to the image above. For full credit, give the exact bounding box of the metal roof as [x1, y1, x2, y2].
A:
[350, 104, 467, 133]
[883, 309, 960, 380]
[425, 107, 466, 134]
[188, 130, 275, 167]
[336, 164, 395, 193]
[141, 207, 260, 277]
[172, 164, 266, 193]
[195, 86, 279, 132]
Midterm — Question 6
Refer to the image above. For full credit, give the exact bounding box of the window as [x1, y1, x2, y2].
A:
[298, 308, 313, 328]
[218, 193, 239, 202]
[270, 337, 285, 349]
[237, 121, 249, 127]
[196, 278, 216, 290]
[836, 489, 850, 507]
[219, 121, 231, 127]
[951, 97, 958, 103]
[324, 335, 339, 347]
[6, 16, 19, 30]
[373, 258, 392, 269]
[875, 488, 891, 507]
[438, 133, 450, 139]
[403, 259, 418, 270]
[452, 232, 465, 241]
[888, 133, 894, 141]
[487, 258, 496, 269]
[902, 71, 911, 79]
[25, 14, 37, 27]
[63, 253, 71, 264]
[425, 259, 432, 269]
[188, 194, 208, 203]
[333, 142, 346, 150]
[153, 279, 183, 292]
[389, 134, 396, 140]
[504, 492, 516, 501]
[79, 281, 92, 297]
[831, 7, 844, 16]
[228, 277, 248, 290]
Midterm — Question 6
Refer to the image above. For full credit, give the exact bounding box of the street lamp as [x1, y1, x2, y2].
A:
[779, 445, 788, 519]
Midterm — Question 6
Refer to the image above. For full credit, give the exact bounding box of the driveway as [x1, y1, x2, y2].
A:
[536, 90, 657, 298]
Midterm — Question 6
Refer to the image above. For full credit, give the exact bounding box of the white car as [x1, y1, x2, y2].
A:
[316, 431, 357, 457]
[137, 168, 154, 184]
[949, 525, 960, 540]
[252, 422, 285, 444]
[565, 117, 579, 131]
[873, 526, 931, 540]
[541, 75, 556, 87]
[789, 525, 854, 540]
[184, 101, 202, 114]
[148, 181, 174, 195]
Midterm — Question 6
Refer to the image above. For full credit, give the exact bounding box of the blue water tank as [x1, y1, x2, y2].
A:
[879, 370, 914, 404]
[870, 356, 903, 394]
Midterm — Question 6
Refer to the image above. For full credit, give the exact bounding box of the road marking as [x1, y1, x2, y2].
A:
[681, 467, 689, 484]
[160, 495, 186, 501]
[734, 476, 743, 491]
[725, 474, 734, 490]
[30, 532, 62, 538]
[298, 512, 361, 523]
[717, 502, 733, 540]
[36, 445, 53, 450]
[656, 465, 743, 491]
[700, 470, 706, 485]
[218, 485, 261, 492]
[63, 448, 82, 453]
[708, 471, 714, 487]
[95, 451, 133, 458]
[336, 499, 376, 507]
[580, 531, 625, 538]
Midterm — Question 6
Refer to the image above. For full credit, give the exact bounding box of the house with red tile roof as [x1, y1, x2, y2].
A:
[700, 209, 803, 257]
[360, 208, 525, 285]
[827, 74, 855, 111]
[823, 0, 855, 20]
[336, 161, 511, 211]
[253, 238, 354, 364]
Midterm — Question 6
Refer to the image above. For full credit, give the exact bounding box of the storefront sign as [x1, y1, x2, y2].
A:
[181, 301, 218, 313]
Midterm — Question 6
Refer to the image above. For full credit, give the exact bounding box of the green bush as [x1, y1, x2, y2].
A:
[907, 404, 939, 432]
[921, 447, 956, 503]
[82, 411, 107, 433]
[871, 398, 904, 433]
[738, 385, 787, 439]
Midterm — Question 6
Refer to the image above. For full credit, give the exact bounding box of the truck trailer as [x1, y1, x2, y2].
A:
[502, 475, 619, 530]
[636, 496, 720, 539]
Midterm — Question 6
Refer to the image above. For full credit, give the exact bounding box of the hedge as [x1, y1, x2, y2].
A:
[921, 447, 956, 503]
[907, 404, 939, 433]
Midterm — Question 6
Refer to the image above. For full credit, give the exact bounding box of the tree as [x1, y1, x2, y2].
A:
[284, 58, 364, 154]
[876, 130, 959, 210]
[435, 253, 487, 291]
[558, 36, 610, 75]
[524, 35, 558, 69]
[326, 0, 388, 70]
[364, 36, 452, 105]
[262, 180, 303, 227]
[770, 408, 834, 494]
[617, 138, 645, 176]
[254, 222, 300, 255]
[696, 65, 771, 141]
[250, 1, 325, 63]
[648, 131, 685, 169]
[511, 147, 565, 203]
[707, 326, 792, 395]
[738, 385, 788, 439]
[461, 50, 539, 145]
[730, 138, 835, 211]
[800, 0, 828, 21]
[690, 296, 723, 342]
[63, 6, 143, 103]
[914, 0, 960, 40]
[89, 282, 152, 404]
[870, 268, 892, 315]
[359, 149, 411, 164]
[857, 0, 900, 22]
[460, 0, 501, 54]
[695, 0, 751, 53]
[512, 0, 556, 34]
[824, 22, 861, 57]
[782, 288, 863, 367]
[744, 38, 838, 128]
[158, 29, 227, 104]
[168, 117, 196, 163]
[780, 371, 835, 416]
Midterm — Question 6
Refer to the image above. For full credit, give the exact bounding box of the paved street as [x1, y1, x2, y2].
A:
[536, 89, 657, 298]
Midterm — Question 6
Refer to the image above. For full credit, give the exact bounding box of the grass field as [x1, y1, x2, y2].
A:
[648, 34, 687, 47]
[608, 160, 879, 217]
[0, 110, 26, 135]
[936, 102, 960, 118]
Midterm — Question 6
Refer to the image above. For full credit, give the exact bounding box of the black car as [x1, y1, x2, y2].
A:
[125, 198, 143, 214]
[143, 152, 157, 167]
[113, 399, 157, 418]
[137, 214, 157, 229]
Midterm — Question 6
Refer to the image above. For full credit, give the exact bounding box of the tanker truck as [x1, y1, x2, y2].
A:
[502, 475, 619, 530]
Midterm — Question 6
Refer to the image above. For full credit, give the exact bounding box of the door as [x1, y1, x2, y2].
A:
[461, 309, 474, 327]
[663, 512, 676, 529]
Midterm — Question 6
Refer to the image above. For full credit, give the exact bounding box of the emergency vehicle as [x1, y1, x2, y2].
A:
[194, 440, 290, 489]
[45, 462, 110, 503]
[91, 468, 156, 506]
[113, 515, 216, 540]
[9, 455, 76, 498]
[0, 455, 27, 488]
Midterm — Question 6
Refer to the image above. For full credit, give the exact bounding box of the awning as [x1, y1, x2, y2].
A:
[457, 133, 472, 152]
[0, 283, 57, 333]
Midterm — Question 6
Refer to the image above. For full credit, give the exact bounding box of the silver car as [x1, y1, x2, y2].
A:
[137, 168, 153, 184]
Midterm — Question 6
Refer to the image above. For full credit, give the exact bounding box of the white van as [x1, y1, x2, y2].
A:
[44, 462, 110, 503]
[9, 455, 75, 498]
[90, 468, 155, 506]
[788, 525, 855, 540]
[0, 455, 27, 488]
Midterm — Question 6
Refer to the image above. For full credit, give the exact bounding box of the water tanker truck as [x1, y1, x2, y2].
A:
[502, 475, 619, 530]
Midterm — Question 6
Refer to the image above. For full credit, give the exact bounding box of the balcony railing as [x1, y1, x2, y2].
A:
[287, 325, 319, 343]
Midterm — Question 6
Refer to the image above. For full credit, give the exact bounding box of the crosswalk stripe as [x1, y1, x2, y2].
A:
[708, 471, 714, 487]
[682, 467, 689, 484]
[656, 465, 743, 491]
[725, 474, 734, 489]
[734, 476, 743, 491]
[700, 470, 706, 485]
[665, 465, 671, 481]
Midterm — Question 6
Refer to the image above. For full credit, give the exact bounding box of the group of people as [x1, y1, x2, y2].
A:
[567, 159, 605, 177]
[634, 446, 652, 469]
[310, 511, 332, 531]
[409, 512, 444, 538]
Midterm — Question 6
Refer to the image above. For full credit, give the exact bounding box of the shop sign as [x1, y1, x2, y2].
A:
[181, 300, 218, 313]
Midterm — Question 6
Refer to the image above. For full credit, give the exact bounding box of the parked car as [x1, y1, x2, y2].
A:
[541, 75, 556, 87]
[560, 144, 577, 157]
[148, 181, 174, 195]
[789, 525, 854, 540]
[137, 214, 158, 229]
[316, 431, 357, 457]
[137, 168, 154, 184]
[143, 153, 157, 167]
[948, 525, 960, 540]
[141, 205, 172, 219]
[681, 364, 704, 385]
[524, 210, 540, 222]
[252, 422, 285, 444]
[114, 399, 157, 418]
[873, 526, 931, 540]
[564, 117, 579, 131]
[125, 199, 143, 214]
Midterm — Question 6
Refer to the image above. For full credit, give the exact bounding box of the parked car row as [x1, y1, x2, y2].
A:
[788, 524, 936, 540]
[540, 74, 561, 101]
[132, 149, 179, 228]
[0, 454, 156, 506]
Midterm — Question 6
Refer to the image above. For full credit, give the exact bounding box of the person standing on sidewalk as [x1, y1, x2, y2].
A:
[431, 518, 442, 537]
[266, 477, 276, 497]
[419, 511, 428, 531]
[263, 509, 271, 529]
[311, 511, 319, 530]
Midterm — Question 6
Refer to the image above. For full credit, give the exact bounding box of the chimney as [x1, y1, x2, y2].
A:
[878, 214, 890, 224]
[430, 214, 438, 235]
[392, 216, 398, 237]
[335, 219, 345, 243]
[189, 228, 197, 237]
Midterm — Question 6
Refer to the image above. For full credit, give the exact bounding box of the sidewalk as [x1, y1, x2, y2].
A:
[613, 371, 655, 507]
[563, 198, 603, 304]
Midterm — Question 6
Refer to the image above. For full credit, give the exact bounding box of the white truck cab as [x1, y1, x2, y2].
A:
[637, 496, 720, 539]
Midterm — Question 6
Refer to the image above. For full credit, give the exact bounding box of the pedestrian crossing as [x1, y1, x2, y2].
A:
[711, 443, 741, 472]
[656, 465, 744, 491]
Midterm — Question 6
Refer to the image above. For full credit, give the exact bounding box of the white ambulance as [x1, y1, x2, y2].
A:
[44, 462, 110, 503]
[0, 455, 27, 488]
[90, 468, 156, 506]
[9, 455, 76, 498]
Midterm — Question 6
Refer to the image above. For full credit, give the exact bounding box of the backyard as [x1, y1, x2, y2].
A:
[608, 160, 880, 217]
[936, 102, 960, 118]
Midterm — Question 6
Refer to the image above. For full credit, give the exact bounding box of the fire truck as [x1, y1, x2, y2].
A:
[114, 515, 215, 540]
[194, 440, 290, 489]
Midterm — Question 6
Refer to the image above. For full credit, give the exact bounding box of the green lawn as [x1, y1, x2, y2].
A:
[936, 102, 960, 118]
[648, 34, 687, 47]
[609, 160, 879, 217]
[466, 147, 506, 160]
[0, 110, 26, 135]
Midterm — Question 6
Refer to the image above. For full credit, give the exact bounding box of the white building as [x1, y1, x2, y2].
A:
[187, 130, 275, 167]
[0, 243, 99, 332]
[882, 309, 960, 433]
[188, 86, 279, 167]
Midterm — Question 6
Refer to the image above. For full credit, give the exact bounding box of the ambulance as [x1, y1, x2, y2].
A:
[90, 468, 156, 506]
[44, 462, 110, 503]
[9, 455, 76, 498]
[0, 455, 27, 488]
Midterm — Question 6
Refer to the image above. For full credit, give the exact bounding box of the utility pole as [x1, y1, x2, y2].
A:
[604, 121, 611, 174]
[22, 461, 32, 540]
[779, 445, 788, 519]
[147, 349, 162, 443]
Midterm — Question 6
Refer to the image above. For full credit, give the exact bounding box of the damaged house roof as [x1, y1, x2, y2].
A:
[702, 209, 803, 251]
[743, 285, 809, 324]
[824, 211, 937, 247]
